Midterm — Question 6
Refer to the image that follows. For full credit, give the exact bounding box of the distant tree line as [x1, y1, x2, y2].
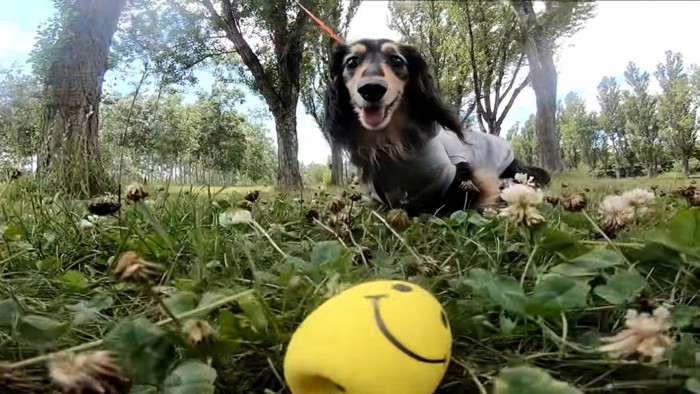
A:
[508, 51, 700, 178]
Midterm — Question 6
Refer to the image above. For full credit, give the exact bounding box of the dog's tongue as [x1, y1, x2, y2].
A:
[361, 107, 385, 128]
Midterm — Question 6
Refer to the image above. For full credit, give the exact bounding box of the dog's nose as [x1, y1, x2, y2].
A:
[357, 81, 387, 103]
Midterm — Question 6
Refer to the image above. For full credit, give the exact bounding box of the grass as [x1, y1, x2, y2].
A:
[0, 172, 699, 393]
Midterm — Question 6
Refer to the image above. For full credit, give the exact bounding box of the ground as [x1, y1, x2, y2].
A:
[0, 171, 699, 393]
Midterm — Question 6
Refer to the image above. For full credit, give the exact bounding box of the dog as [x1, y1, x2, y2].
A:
[323, 38, 551, 216]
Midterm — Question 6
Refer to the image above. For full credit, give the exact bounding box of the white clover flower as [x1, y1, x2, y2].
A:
[514, 172, 536, 187]
[598, 195, 636, 231]
[219, 209, 253, 226]
[78, 214, 107, 230]
[622, 188, 655, 207]
[621, 188, 655, 216]
[500, 184, 544, 206]
[498, 184, 546, 226]
[598, 306, 675, 364]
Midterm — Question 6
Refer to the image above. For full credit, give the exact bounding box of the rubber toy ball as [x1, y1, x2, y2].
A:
[283, 279, 452, 394]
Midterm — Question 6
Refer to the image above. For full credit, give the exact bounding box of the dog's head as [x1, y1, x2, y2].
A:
[324, 39, 463, 164]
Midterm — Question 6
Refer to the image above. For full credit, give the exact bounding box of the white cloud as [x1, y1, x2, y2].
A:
[0, 21, 36, 56]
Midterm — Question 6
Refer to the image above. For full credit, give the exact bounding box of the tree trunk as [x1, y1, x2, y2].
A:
[37, 0, 126, 197]
[512, 0, 564, 173]
[681, 154, 690, 177]
[274, 109, 303, 189]
[329, 140, 344, 186]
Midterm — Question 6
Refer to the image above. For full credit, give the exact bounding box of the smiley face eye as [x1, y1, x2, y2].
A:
[392, 283, 412, 292]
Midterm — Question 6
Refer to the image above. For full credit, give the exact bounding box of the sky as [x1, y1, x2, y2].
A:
[2, 1, 700, 165]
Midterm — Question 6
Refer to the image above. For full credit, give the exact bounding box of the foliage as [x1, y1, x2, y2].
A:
[98, 87, 276, 185]
[558, 92, 600, 169]
[655, 51, 698, 175]
[0, 172, 699, 392]
[622, 62, 661, 177]
[0, 65, 42, 166]
[389, 1, 474, 123]
[508, 49, 700, 178]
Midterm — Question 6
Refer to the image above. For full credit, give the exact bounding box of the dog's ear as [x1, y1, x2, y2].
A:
[399, 44, 463, 137]
[329, 43, 348, 81]
[324, 43, 354, 145]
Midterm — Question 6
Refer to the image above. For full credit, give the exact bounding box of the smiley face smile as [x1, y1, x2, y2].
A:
[365, 294, 447, 364]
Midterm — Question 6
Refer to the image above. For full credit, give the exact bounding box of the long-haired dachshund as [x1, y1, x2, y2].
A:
[324, 38, 551, 216]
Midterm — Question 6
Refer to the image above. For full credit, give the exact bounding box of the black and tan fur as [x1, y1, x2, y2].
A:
[324, 38, 549, 215]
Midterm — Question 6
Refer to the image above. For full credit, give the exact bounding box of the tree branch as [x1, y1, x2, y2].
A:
[200, 0, 282, 111]
[496, 74, 530, 126]
[464, 2, 487, 133]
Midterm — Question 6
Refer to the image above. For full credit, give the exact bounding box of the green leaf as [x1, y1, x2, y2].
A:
[0, 299, 22, 330]
[464, 268, 526, 316]
[526, 276, 590, 316]
[104, 318, 175, 385]
[686, 377, 700, 394]
[129, 386, 158, 394]
[67, 294, 114, 325]
[163, 360, 217, 394]
[539, 228, 592, 260]
[59, 270, 89, 291]
[494, 366, 583, 394]
[16, 315, 68, 345]
[646, 209, 700, 257]
[671, 334, 698, 368]
[163, 291, 199, 317]
[310, 241, 341, 266]
[238, 293, 268, 333]
[593, 269, 646, 305]
[285, 256, 314, 273]
[449, 210, 468, 225]
[672, 305, 700, 329]
[499, 315, 516, 335]
[551, 249, 624, 277]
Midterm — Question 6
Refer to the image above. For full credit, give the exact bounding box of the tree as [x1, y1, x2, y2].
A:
[33, 0, 127, 196]
[597, 76, 634, 178]
[507, 114, 539, 166]
[655, 51, 697, 176]
[559, 92, 597, 169]
[300, 0, 361, 186]
[509, 0, 595, 172]
[0, 66, 42, 168]
[461, 1, 529, 136]
[196, 0, 320, 189]
[622, 62, 659, 177]
[389, 1, 474, 123]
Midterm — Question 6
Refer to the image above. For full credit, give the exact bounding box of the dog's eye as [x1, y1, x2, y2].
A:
[389, 55, 405, 68]
[345, 57, 359, 69]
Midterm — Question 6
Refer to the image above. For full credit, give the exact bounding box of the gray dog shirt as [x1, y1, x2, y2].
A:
[367, 128, 514, 210]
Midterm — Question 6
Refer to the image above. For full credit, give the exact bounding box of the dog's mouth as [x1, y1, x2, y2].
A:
[357, 97, 399, 130]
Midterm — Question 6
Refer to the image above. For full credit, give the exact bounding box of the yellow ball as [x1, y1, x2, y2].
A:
[283, 280, 452, 394]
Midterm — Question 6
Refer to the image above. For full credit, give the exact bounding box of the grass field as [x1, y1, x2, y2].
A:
[0, 172, 699, 393]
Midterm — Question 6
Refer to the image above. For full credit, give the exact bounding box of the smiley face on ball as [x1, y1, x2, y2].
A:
[364, 282, 450, 364]
[283, 280, 452, 394]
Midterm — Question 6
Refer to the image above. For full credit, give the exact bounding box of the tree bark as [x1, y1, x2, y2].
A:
[681, 154, 690, 176]
[37, 0, 126, 197]
[274, 110, 303, 188]
[511, 0, 564, 173]
[329, 140, 344, 185]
